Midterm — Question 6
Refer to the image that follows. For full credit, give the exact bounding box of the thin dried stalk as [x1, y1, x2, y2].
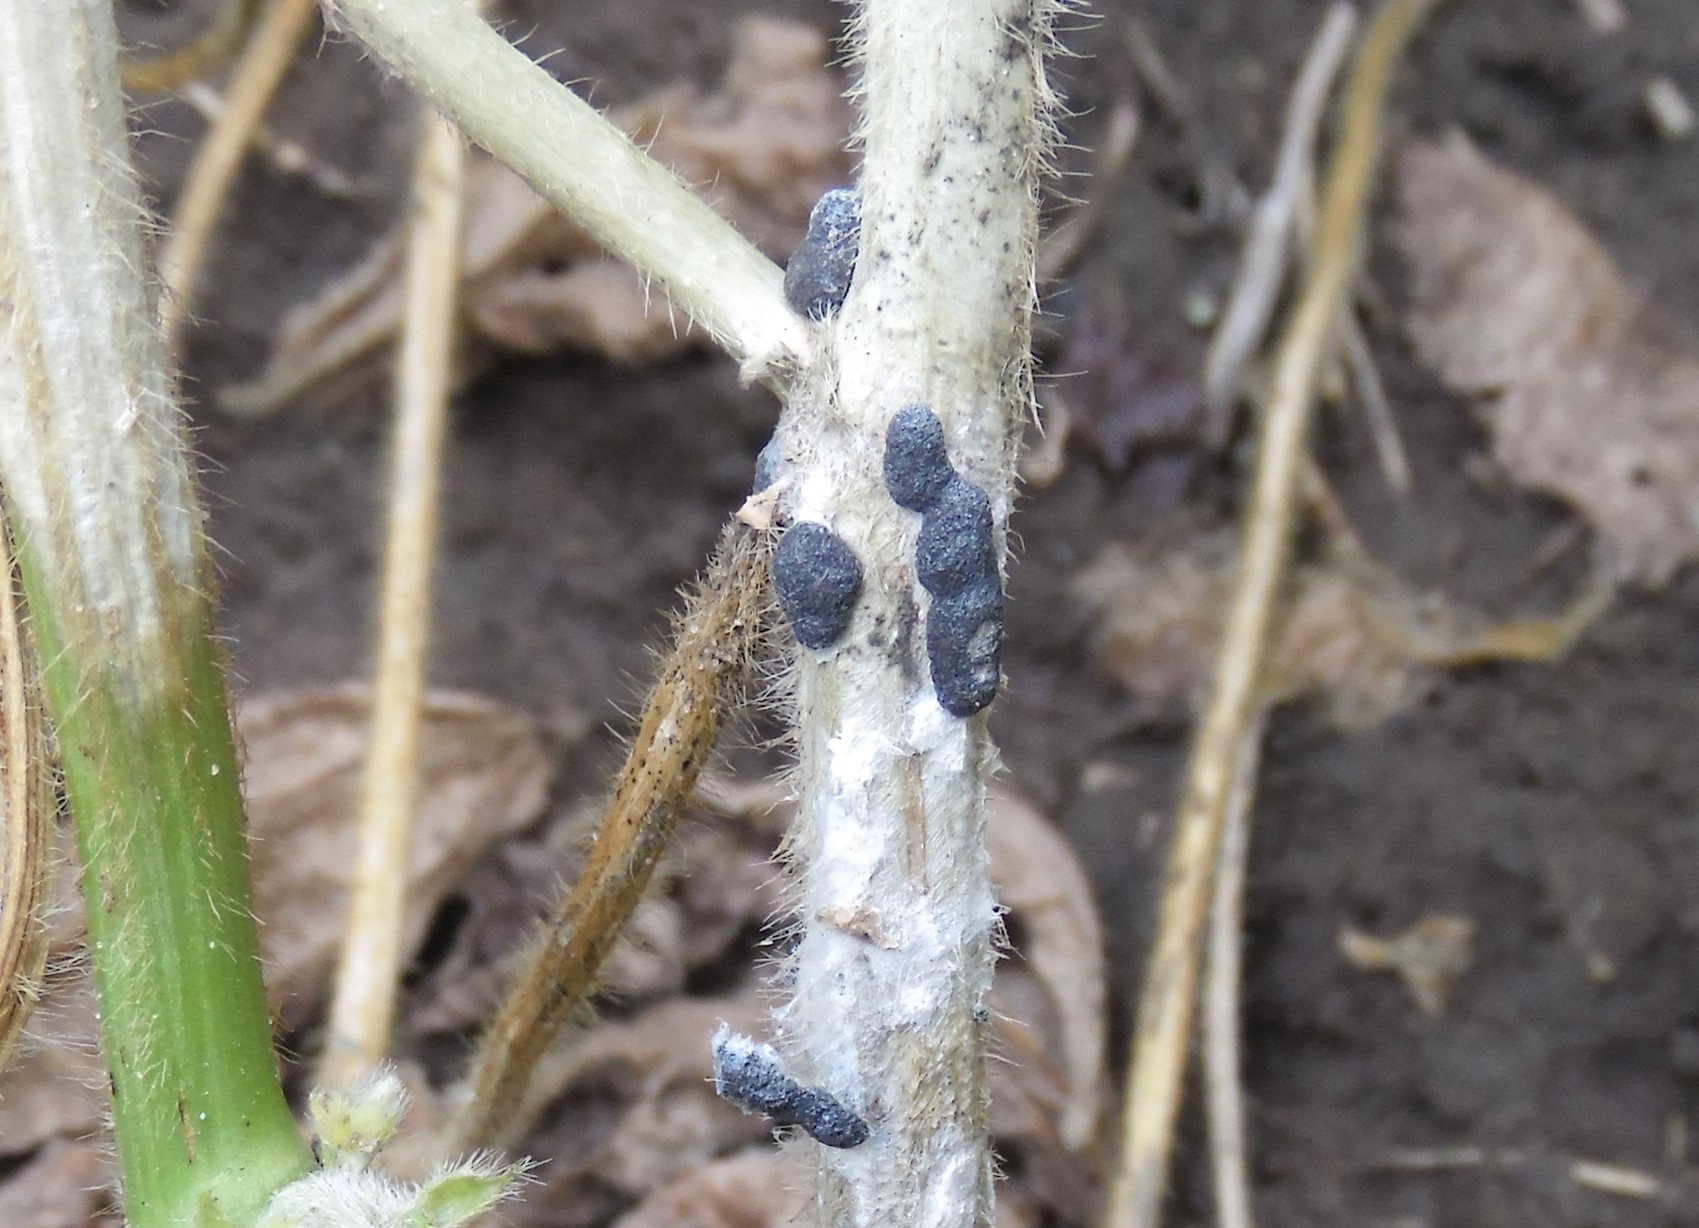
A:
[321, 106, 467, 1089]
[1202, 2, 1356, 424]
[120, 0, 260, 95]
[447, 525, 771, 1151]
[1107, 4, 1435, 1226]
[1203, 712, 1267, 1228]
[157, 0, 319, 360]
[0, 516, 51, 1075]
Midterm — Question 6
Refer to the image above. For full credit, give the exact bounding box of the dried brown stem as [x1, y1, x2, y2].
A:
[447, 524, 771, 1150]
[321, 104, 467, 1089]
[120, 0, 260, 95]
[0, 515, 51, 1075]
[1107, 3, 1435, 1225]
[157, 0, 319, 361]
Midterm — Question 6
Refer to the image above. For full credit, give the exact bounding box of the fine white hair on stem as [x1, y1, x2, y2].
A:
[764, 2, 1067, 1225]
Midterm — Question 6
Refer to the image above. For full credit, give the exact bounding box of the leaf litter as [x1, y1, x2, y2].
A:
[0, 699, 1106, 1228]
[1395, 132, 1699, 586]
[221, 16, 856, 415]
[1073, 516, 1609, 731]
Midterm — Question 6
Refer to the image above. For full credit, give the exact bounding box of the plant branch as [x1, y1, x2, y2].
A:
[447, 523, 771, 1152]
[157, 0, 320, 361]
[317, 0, 809, 383]
[1107, 3, 1435, 1225]
[0, 516, 51, 1076]
[0, 2, 313, 1222]
[762, 1, 1060, 1224]
[321, 103, 467, 1089]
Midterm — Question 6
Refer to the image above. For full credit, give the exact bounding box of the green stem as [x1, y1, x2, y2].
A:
[0, 1, 313, 1223]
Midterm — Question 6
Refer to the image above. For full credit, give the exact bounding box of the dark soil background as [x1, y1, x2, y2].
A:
[118, 1, 1699, 1225]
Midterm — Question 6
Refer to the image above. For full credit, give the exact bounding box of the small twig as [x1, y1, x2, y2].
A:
[319, 0, 808, 382]
[157, 0, 319, 362]
[446, 524, 771, 1151]
[119, 0, 260, 95]
[1203, 711, 1267, 1228]
[1340, 311, 1411, 493]
[1119, 18, 1249, 229]
[179, 81, 363, 199]
[1202, 2, 1357, 428]
[1107, 4, 1435, 1226]
[321, 102, 467, 1089]
[0, 515, 51, 1076]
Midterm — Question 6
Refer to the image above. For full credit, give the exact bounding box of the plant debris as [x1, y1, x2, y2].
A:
[221, 16, 855, 415]
[1339, 914, 1476, 1018]
[1074, 517, 1608, 729]
[1395, 132, 1699, 586]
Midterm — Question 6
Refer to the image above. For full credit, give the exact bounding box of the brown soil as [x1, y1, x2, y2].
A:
[118, 1, 1699, 1225]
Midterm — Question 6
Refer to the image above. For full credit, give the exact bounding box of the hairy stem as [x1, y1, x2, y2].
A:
[448, 524, 770, 1152]
[767, 2, 1057, 1224]
[317, 0, 809, 383]
[0, 2, 313, 1222]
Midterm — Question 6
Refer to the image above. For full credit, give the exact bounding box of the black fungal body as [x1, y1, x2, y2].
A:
[883, 404, 955, 512]
[713, 1028, 871, 1149]
[783, 188, 861, 320]
[915, 476, 997, 596]
[773, 521, 864, 650]
[926, 579, 1004, 716]
[751, 435, 782, 494]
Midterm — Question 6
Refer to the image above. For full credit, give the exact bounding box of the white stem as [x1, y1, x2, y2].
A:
[318, 0, 808, 382]
[0, 0, 198, 699]
[773, 2, 1057, 1225]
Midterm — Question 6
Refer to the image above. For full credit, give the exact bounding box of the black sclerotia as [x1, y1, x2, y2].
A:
[783, 188, 861, 320]
[926, 578, 1004, 717]
[712, 1027, 870, 1149]
[883, 403, 955, 512]
[915, 475, 996, 596]
[773, 520, 864, 650]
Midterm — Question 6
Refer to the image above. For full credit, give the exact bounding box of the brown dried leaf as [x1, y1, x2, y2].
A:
[1395, 133, 1699, 585]
[610, 1149, 807, 1228]
[1339, 914, 1476, 1018]
[1075, 518, 1602, 729]
[241, 684, 552, 1029]
[0, 1138, 114, 1228]
[986, 790, 1106, 1154]
[223, 16, 854, 414]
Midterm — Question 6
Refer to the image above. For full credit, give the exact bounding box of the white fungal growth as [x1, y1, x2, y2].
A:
[0, 0, 201, 702]
[768, 2, 1065, 1221]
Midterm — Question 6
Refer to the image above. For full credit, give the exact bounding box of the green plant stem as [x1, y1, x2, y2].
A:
[0, 2, 313, 1224]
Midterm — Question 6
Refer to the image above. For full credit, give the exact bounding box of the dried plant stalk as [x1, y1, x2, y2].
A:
[448, 524, 771, 1150]
[322, 104, 467, 1088]
[1108, 4, 1435, 1225]
[0, 517, 51, 1075]
[120, 0, 261, 95]
[157, 0, 319, 358]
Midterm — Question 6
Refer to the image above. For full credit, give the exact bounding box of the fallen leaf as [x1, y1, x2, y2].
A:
[241, 685, 553, 1030]
[222, 16, 855, 415]
[1339, 914, 1476, 1018]
[986, 790, 1106, 1154]
[1395, 132, 1699, 585]
[609, 1148, 807, 1228]
[1074, 517, 1605, 729]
